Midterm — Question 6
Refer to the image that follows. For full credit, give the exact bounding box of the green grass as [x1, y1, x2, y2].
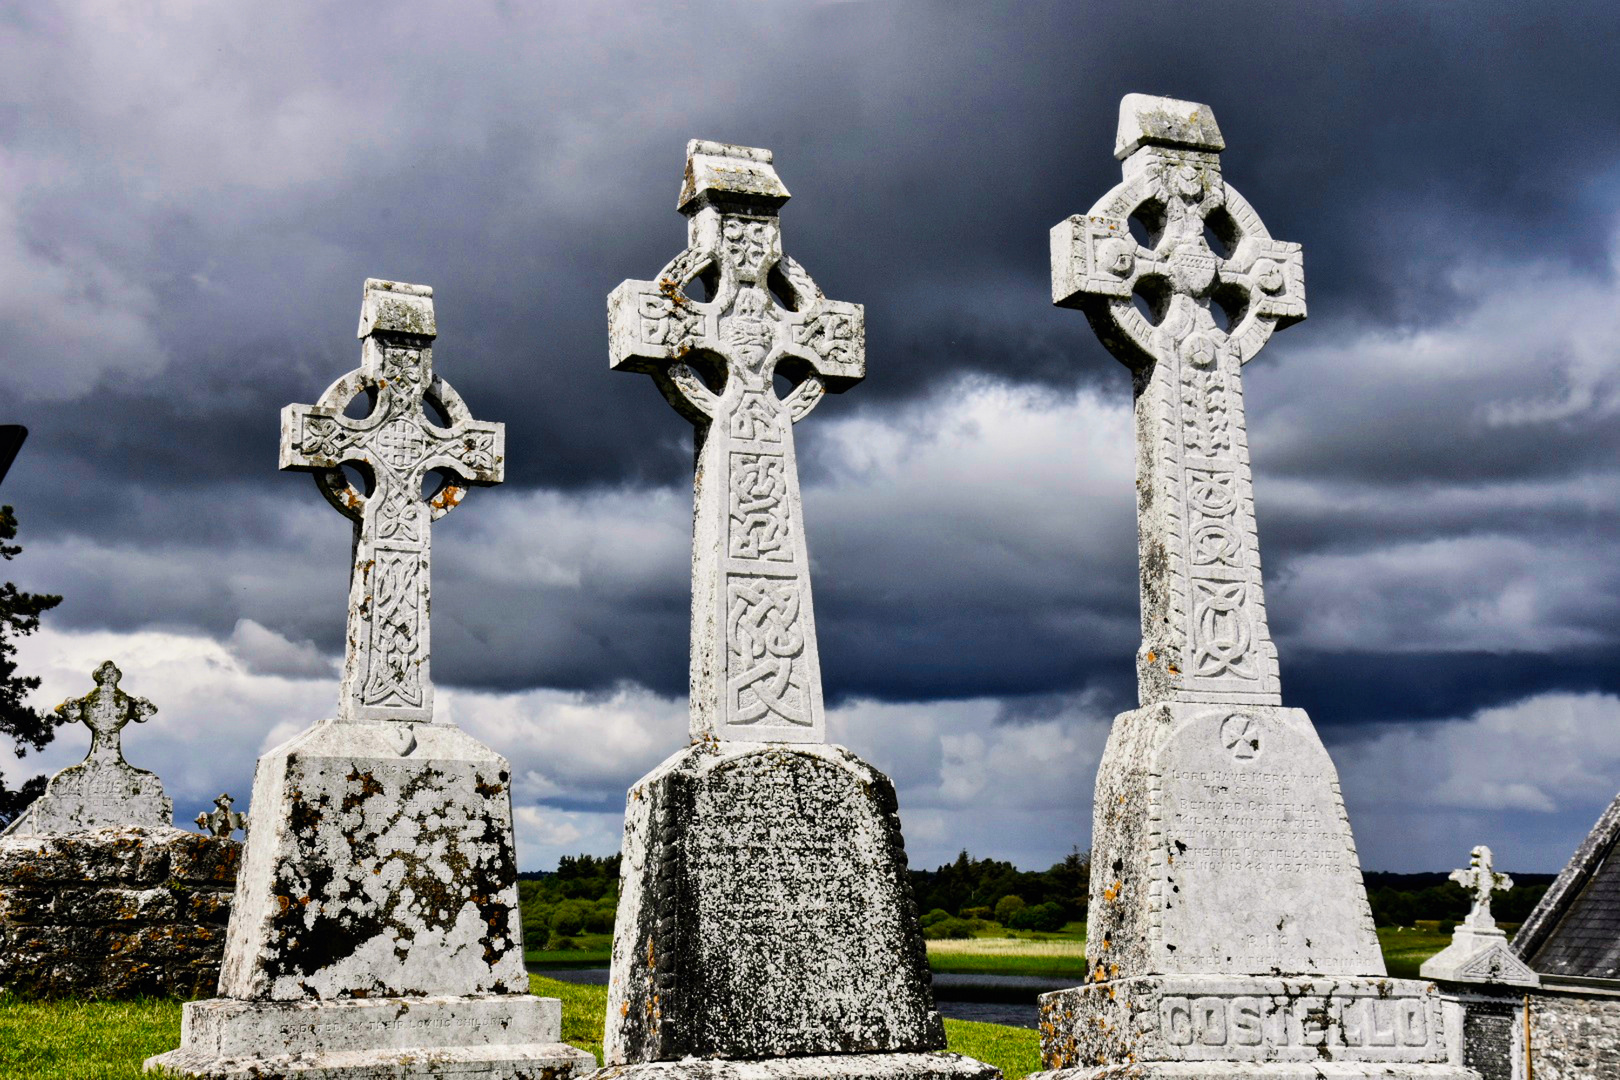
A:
[944, 1018, 1043, 1079]
[0, 996, 181, 1080]
[532, 974, 607, 1063]
[926, 926, 1088, 978]
[526, 931, 615, 968]
[1378, 926, 1454, 979]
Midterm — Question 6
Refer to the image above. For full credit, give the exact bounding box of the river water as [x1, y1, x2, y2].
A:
[527, 967, 1065, 1030]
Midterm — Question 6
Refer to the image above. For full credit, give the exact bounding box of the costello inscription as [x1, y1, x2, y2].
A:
[1159, 993, 1435, 1060]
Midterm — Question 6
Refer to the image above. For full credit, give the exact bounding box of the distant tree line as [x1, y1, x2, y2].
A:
[1363, 871, 1555, 931]
[516, 853, 621, 950]
[908, 849, 1091, 938]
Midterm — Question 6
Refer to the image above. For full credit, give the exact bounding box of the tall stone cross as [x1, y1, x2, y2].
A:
[280, 279, 504, 723]
[608, 141, 864, 743]
[1052, 94, 1306, 708]
[57, 660, 155, 765]
[1452, 844, 1513, 930]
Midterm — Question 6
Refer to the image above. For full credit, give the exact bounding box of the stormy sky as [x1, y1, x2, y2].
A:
[4, 1, 1619, 873]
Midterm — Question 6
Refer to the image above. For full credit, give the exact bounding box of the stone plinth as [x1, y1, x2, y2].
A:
[596, 1054, 999, 1080]
[147, 995, 593, 1079]
[606, 743, 988, 1080]
[0, 825, 239, 998]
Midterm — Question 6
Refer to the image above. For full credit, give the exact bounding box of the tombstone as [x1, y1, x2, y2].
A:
[0, 662, 240, 997]
[1034, 95, 1474, 1080]
[147, 280, 593, 1079]
[1423, 846, 1537, 987]
[601, 141, 996, 1080]
[195, 793, 248, 840]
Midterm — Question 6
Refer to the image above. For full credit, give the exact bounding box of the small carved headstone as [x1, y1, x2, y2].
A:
[603, 142, 995, 1080]
[1, 660, 170, 837]
[147, 280, 593, 1080]
[1033, 95, 1474, 1080]
[195, 793, 247, 839]
[1423, 846, 1539, 986]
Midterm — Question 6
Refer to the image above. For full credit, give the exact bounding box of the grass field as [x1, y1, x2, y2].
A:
[1378, 926, 1456, 979]
[0, 975, 1044, 1080]
[926, 935, 1089, 978]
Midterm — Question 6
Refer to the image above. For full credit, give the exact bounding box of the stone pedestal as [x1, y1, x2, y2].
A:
[145, 720, 591, 1079]
[604, 742, 995, 1080]
[1031, 703, 1471, 1080]
[0, 825, 238, 998]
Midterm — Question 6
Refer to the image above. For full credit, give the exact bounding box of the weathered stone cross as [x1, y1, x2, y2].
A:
[1052, 94, 1306, 707]
[56, 660, 155, 766]
[280, 279, 505, 723]
[609, 141, 864, 743]
[1452, 844, 1513, 930]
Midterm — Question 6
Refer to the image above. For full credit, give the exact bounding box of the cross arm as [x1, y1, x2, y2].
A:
[1220, 235, 1306, 330]
[608, 275, 723, 423]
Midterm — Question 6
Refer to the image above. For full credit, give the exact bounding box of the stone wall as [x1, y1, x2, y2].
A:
[1528, 987, 1620, 1080]
[0, 825, 239, 998]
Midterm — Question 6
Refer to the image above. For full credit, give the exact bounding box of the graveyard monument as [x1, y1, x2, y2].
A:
[600, 140, 997, 1080]
[1422, 846, 1538, 987]
[147, 279, 594, 1079]
[1034, 94, 1475, 1079]
[0, 661, 241, 997]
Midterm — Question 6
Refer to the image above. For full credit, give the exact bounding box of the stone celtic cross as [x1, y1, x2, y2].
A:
[280, 279, 505, 723]
[1052, 94, 1306, 707]
[56, 660, 155, 765]
[1452, 844, 1513, 929]
[609, 141, 864, 743]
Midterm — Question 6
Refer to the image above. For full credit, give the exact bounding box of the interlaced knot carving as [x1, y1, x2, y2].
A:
[609, 141, 865, 743]
[280, 280, 505, 724]
[1053, 96, 1305, 708]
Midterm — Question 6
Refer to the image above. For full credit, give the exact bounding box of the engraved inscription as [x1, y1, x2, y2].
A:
[1160, 994, 1432, 1053]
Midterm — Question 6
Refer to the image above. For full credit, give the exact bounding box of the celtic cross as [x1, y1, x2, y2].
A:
[609, 141, 864, 743]
[1052, 94, 1306, 708]
[55, 660, 155, 766]
[280, 279, 505, 723]
[1451, 845, 1513, 931]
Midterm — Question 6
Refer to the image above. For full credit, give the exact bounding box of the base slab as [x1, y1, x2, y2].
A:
[144, 994, 595, 1080]
[1028, 1066, 1476, 1079]
[594, 1052, 1000, 1080]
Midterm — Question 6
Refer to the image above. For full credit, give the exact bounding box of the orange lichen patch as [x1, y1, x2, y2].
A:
[1103, 880, 1122, 902]
[1167, 664, 1180, 675]
[430, 485, 465, 513]
[1146, 651, 1156, 663]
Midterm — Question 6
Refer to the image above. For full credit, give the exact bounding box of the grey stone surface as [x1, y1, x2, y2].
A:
[1043, 94, 1473, 1080]
[606, 743, 942, 1062]
[0, 824, 239, 997]
[151, 279, 587, 1080]
[594, 1052, 999, 1080]
[605, 142, 982, 1079]
[1524, 989, 1620, 1080]
[1424, 847, 1538, 987]
[608, 140, 863, 746]
[1514, 788, 1620, 985]
[2, 660, 171, 837]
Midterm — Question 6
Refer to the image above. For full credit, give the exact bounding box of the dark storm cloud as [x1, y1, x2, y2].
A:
[2, 0, 1620, 843]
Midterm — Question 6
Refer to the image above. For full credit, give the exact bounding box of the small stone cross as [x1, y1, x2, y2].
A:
[1451, 845, 1513, 931]
[196, 792, 247, 838]
[608, 141, 864, 743]
[1051, 94, 1307, 708]
[280, 279, 505, 723]
[55, 660, 155, 766]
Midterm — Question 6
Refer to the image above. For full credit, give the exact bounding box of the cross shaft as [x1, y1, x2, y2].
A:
[280, 279, 505, 723]
[608, 141, 864, 744]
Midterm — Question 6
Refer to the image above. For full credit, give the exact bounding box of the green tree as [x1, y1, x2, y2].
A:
[0, 506, 62, 827]
[994, 894, 1027, 924]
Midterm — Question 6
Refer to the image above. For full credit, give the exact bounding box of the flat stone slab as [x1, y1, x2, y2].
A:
[144, 994, 594, 1079]
[606, 742, 943, 1062]
[1027, 1065, 1476, 1080]
[1041, 976, 1454, 1068]
[594, 1052, 999, 1080]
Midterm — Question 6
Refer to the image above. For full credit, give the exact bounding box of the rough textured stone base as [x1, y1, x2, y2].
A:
[0, 825, 239, 998]
[1041, 976, 1458, 1070]
[594, 1052, 999, 1080]
[1026, 1065, 1476, 1079]
[143, 994, 594, 1079]
[218, 720, 527, 1000]
[606, 742, 945, 1062]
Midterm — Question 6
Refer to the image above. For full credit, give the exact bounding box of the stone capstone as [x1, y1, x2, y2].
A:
[605, 742, 945, 1064]
[0, 825, 239, 998]
[216, 719, 527, 1001]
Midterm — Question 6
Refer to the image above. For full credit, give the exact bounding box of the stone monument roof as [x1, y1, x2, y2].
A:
[1514, 788, 1620, 983]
